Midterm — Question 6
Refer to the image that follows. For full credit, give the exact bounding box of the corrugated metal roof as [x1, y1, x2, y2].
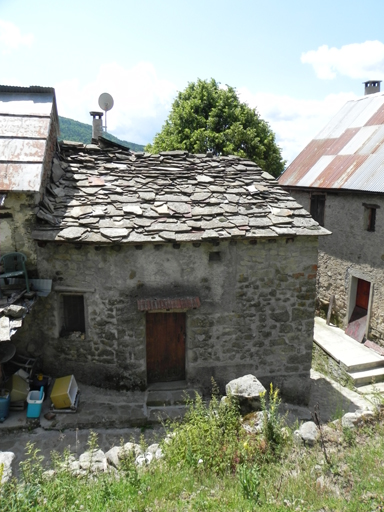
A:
[0, 85, 58, 193]
[279, 91, 384, 193]
[137, 297, 201, 311]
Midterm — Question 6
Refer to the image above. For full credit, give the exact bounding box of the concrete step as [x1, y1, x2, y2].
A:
[146, 381, 201, 407]
[314, 317, 384, 373]
[147, 405, 188, 424]
[345, 358, 384, 373]
[146, 388, 197, 407]
[348, 367, 384, 387]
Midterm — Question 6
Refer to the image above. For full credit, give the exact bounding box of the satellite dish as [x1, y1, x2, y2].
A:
[98, 93, 114, 133]
[98, 92, 114, 112]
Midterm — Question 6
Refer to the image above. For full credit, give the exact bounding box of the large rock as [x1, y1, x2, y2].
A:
[0, 451, 15, 483]
[225, 374, 266, 415]
[79, 449, 108, 472]
[296, 421, 319, 446]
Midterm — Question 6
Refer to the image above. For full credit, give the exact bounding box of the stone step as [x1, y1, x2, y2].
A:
[345, 358, 384, 373]
[146, 388, 197, 407]
[348, 367, 384, 387]
[147, 405, 188, 424]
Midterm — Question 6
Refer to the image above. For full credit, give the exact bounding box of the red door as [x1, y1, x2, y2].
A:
[356, 279, 370, 310]
[146, 312, 186, 383]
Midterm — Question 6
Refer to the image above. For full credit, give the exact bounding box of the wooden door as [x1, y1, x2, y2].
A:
[146, 312, 186, 383]
[356, 279, 370, 310]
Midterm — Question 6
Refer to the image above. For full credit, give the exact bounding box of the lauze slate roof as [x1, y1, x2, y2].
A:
[279, 91, 384, 193]
[32, 139, 328, 244]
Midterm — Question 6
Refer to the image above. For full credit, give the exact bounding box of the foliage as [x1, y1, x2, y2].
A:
[146, 78, 285, 177]
[237, 463, 261, 502]
[3, 397, 384, 510]
[161, 387, 249, 474]
[58, 116, 145, 151]
[260, 383, 285, 451]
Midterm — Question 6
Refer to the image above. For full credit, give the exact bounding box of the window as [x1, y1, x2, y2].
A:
[209, 251, 221, 262]
[363, 203, 379, 232]
[61, 294, 85, 334]
[310, 194, 326, 226]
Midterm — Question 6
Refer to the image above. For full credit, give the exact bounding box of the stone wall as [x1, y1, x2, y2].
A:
[13, 236, 319, 403]
[288, 189, 384, 344]
[0, 192, 38, 272]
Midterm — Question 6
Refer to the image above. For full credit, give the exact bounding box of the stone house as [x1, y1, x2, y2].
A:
[1, 86, 328, 404]
[279, 81, 384, 346]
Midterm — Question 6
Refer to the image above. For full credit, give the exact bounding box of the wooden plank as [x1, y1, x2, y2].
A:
[146, 312, 185, 383]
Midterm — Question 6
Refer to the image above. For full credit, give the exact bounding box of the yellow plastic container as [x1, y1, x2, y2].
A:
[50, 375, 78, 409]
[6, 374, 29, 402]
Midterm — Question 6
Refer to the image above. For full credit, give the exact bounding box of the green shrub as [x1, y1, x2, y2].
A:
[237, 463, 261, 502]
[260, 383, 285, 452]
[162, 385, 254, 474]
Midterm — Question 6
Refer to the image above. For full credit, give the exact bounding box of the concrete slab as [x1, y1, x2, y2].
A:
[314, 317, 384, 372]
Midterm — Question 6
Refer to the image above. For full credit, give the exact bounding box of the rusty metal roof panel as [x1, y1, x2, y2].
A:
[280, 91, 384, 193]
[0, 138, 46, 162]
[352, 94, 384, 127]
[365, 102, 384, 126]
[0, 115, 50, 139]
[137, 297, 201, 311]
[0, 92, 54, 116]
[311, 155, 369, 189]
[315, 100, 363, 139]
[279, 139, 332, 186]
[0, 163, 43, 191]
[357, 124, 384, 154]
[339, 125, 379, 155]
[297, 155, 336, 187]
[343, 154, 384, 191]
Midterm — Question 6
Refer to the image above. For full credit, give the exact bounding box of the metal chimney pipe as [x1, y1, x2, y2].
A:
[363, 81, 382, 95]
[89, 111, 104, 143]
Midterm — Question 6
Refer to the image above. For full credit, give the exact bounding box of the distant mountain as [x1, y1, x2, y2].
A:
[58, 116, 146, 152]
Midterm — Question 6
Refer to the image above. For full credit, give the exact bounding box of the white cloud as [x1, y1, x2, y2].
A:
[0, 19, 34, 53]
[301, 40, 384, 80]
[238, 88, 357, 164]
[55, 62, 176, 145]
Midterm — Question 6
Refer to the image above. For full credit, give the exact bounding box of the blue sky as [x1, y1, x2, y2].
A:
[2, 0, 384, 162]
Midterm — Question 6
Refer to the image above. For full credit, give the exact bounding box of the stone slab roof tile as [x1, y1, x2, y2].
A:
[32, 141, 328, 244]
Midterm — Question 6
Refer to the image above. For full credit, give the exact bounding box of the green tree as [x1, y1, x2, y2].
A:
[146, 78, 285, 177]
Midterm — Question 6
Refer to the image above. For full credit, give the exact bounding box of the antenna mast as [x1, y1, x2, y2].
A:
[98, 93, 114, 133]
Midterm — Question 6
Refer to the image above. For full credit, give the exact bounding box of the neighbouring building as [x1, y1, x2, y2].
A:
[279, 81, 384, 346]
[1, 86, 328, 404]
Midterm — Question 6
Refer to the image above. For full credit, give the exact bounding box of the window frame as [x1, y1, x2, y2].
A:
[60, 293, 86, 336]
[310, 193, 326, 227]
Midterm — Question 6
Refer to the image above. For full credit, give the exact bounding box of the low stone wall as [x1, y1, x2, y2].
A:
[312, 342, 354, 389]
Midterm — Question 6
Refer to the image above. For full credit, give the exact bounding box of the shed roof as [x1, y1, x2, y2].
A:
[0, 85, 59, 193]
[32, 139, 328, 244]
[279, 91, 384, 193]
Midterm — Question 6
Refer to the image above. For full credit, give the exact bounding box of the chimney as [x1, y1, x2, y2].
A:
[89, 111, 104, 143]
[363, 80, 382, 95]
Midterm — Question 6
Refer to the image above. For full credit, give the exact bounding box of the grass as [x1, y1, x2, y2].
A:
[1, 386, 384, 511]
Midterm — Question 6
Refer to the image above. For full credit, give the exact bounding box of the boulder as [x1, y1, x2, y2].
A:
[226, 375, 266, 415]
[79, 449, 108, 472]
[297, 421, 319, 446]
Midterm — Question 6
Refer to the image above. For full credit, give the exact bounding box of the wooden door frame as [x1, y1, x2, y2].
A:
[145, 311, 186, 384]
[347, 273, 374, 338]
